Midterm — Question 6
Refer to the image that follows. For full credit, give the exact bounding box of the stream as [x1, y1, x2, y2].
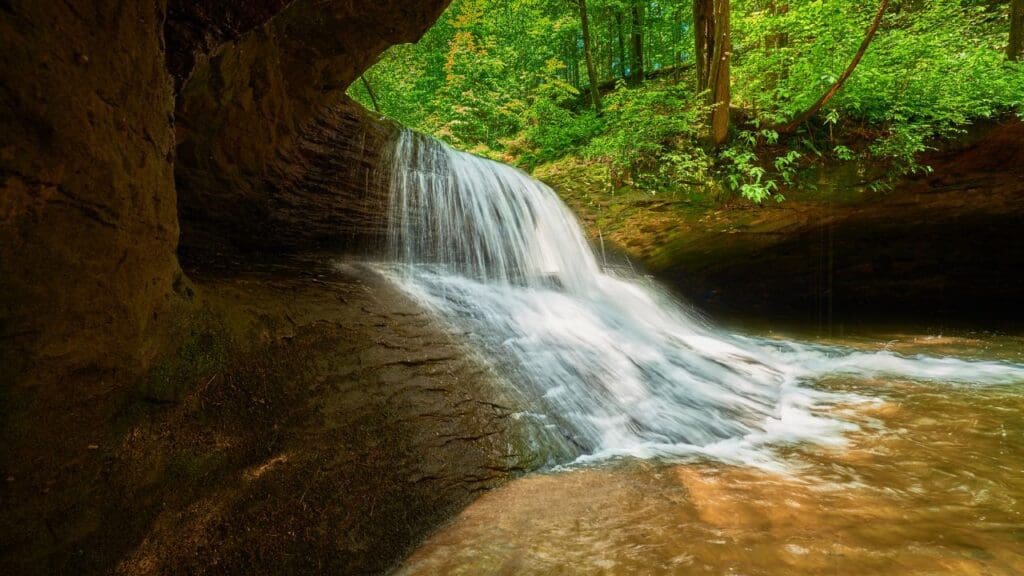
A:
[395, 356, 1024, 574]
[381, 131, 1024, 574]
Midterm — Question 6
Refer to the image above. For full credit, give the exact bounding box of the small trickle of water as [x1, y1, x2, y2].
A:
[382, 130, 1024, 466]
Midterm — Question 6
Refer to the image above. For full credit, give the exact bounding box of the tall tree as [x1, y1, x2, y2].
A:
[630, 1, 646, 85]
[565, 34, 580, 88]
[764, 2, 790, 91]
[694, 0, 711, 92]
[672, 4, 683, 82]
[694, 0, 731, 145]
[616, 10, 627, 79]
[773, 0, 889, 134]
[708, 0, 731, 145]
[1011, 0, 1024, 61]
[578, 0, 603, 112]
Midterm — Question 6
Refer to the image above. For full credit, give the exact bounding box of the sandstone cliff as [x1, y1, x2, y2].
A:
[1, 0, 448, 395]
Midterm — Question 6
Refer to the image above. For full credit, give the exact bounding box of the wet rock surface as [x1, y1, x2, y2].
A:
[2, 256, 540, 575]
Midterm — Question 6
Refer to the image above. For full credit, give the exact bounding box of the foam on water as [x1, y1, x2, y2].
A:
[381, 130, 1024, 467]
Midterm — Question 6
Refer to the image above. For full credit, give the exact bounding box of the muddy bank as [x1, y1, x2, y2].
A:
[542, 117, 1024, 330]
[1, 257, 541, 575]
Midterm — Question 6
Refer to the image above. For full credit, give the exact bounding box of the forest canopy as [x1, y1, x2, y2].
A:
[350, 0, 1024, 201]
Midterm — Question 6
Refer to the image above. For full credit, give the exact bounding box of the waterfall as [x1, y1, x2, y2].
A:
[382, 130, 1024, 466]
[387, 130, 599, 293]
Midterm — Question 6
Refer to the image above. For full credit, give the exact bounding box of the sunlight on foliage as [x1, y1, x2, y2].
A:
[350, 0, 1023, 203]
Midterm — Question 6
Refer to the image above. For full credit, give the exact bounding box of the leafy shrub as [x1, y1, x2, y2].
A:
[584, 84, 712, 191]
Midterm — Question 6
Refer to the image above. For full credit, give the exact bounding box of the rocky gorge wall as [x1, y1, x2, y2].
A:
[1, 2, 476, 574]
[654, 117, 1024, 329]
[0, 0, 182, 393]
[1, 0, 449, 394]
[173, 1, 449, 254]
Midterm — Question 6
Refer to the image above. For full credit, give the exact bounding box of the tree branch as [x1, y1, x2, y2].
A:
[772, 0, 889, 135]
[361, 75, 381, 113]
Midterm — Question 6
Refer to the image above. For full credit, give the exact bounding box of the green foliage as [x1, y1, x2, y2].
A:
[351, 0, 1024, 202]
[736, 0, 1024, 177]
[585, 84, 711, 190]
[518, 63, 605, 165]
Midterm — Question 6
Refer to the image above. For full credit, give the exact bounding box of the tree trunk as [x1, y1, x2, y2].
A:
[630, 2, 645, 85]
[579, 0, 602, 112]
[773, 0, 889, 134]
[1011, 0, 1024, 61]
[673, 6, 682, 83]
[694, 0, 712, 92]
[765, 2, 789, 51]
[616, 11, 627, 79]
[566, 35, 580, 88]
[694, 0, 729, 145]
[708, 0, 731, 146]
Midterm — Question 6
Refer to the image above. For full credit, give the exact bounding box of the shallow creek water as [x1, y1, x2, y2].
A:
[396, 331, 1024, 575]
[384, 132, 1024, 574]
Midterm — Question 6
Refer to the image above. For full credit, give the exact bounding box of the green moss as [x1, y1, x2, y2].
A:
[139, 308, 233, 404]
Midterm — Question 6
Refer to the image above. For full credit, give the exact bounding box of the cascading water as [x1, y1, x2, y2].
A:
[381, 130, 1024, 466]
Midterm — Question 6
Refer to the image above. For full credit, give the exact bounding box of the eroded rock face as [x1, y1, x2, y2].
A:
[0, 0, 182, 388]
[173, 0, 451, 254]
[177, 97, 399, 255]
[108, 259, 544, 576]
[2, 256, 542, 575]
[165, 1, 296, 91]
[0, 0, 451, 388]
[2, 2, 532, 574]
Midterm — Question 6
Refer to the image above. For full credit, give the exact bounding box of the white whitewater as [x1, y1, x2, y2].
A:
[382, 130, 1024, 466]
